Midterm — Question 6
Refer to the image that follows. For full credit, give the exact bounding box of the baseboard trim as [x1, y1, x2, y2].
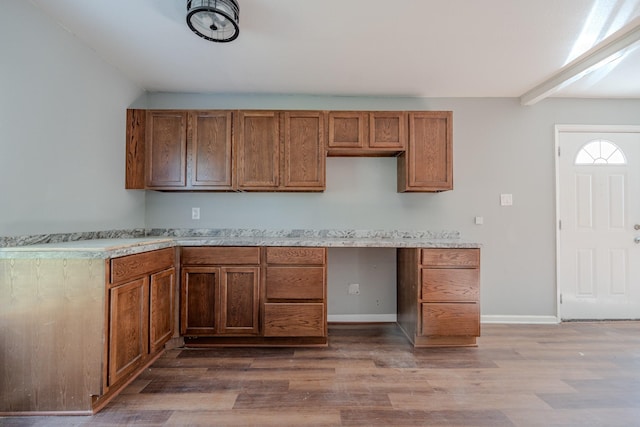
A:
[328, 314, 397, 323]
[481, 315, 560, 324]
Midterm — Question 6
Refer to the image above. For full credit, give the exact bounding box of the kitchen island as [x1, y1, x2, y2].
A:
[0, 229, 479, 414]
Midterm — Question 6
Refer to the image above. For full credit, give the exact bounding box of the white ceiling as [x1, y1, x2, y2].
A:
[32, 0, 640, 104]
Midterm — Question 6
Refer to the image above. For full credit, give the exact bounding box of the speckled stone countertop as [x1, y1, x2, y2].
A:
[0, 229, 479, 259]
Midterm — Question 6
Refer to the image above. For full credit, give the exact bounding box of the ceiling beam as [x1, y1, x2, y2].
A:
[520, 16, 640, 106]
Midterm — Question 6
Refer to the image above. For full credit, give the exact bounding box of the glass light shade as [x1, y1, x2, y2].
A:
[186, 0, 240, 43]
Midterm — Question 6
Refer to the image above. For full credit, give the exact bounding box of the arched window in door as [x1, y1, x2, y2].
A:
[575, 139, 627, 165]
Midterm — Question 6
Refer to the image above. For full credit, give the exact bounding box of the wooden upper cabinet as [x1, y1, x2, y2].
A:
[236, 110, 280, 190]
[327, 111, 406, 156]
[398, 111, 453, 192]
[327, 111, 366, 150]
[145, 110, 187, 188]
[282, 111, 326, 191]
[370, 112, 406, 151]
[188, 111, 233, 189]
[126, 108, 452, 193]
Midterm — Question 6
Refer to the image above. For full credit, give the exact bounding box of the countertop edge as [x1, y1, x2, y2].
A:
[0, 237, 480, 259]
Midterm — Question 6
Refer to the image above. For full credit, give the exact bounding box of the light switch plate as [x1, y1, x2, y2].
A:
[500, 194, 513, 206]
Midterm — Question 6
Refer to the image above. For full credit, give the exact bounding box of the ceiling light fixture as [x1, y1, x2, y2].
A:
[186, 0, 240, 43]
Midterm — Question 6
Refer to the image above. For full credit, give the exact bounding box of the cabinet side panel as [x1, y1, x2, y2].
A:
[396, 249, 419, 343]
[126, 109, 146, 189]
[0, 259, 104, 412]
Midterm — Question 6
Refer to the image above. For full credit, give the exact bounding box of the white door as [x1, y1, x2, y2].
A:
[557, 128, 640, 320]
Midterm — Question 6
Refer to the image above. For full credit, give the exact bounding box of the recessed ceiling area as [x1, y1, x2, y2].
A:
[32, 0, 640, 104]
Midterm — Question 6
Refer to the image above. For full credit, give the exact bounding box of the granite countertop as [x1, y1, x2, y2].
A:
[0, 229, 479, 259]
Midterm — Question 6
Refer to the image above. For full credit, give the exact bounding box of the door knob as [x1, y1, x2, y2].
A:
[635, 224, 640, 230]
[635, 236, 640, 244]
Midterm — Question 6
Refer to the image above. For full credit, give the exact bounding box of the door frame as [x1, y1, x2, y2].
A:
[554, 124, 640, 321]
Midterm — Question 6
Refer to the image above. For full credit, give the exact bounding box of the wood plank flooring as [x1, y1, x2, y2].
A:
[2, 322, 640, 426]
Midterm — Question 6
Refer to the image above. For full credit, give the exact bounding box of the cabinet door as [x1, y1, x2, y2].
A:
[282, 111, 326, 190]
[181, 267, 219, 335]
[218, 267, 260, 335]
[145, 110, 187, 188]
[327, 111, 366, 150]
[149, 268, 175, 353]
[108, 278, 149, 386]
[370, 112, 406, 151]
[236, 111, 280, 189]
[188, 111, 233, 189]
[398, 111, 452, 192]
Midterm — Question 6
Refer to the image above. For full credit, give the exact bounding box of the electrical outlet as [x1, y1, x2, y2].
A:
[347, 283, 360, 295]
[500, 194, 513, 206]
[191, 207, 200, 220]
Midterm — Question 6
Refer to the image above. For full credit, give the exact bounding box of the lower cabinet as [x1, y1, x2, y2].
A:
[264, 247, 327, 338]
[107, 248, 176, 387]
[180, 247, 261, 337]
[180, 246, 327, 345]
[397, 248, 480, 347]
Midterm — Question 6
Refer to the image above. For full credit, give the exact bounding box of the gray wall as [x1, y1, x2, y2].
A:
[0, 0, 146, 237]
[4, 1, 640, 320]
[143, 93, 640, 319]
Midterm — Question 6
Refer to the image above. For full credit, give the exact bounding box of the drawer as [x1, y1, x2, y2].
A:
[266, 247, 326, 265]
[421, 249, 479, 267]
[421, 269, 479, 302]
[421, 303, 479, 337]
[181, 247, 260, 265]
[266, 267, 325, 300]
[263, 303, 326, 337]
[110, 248, 175, 284]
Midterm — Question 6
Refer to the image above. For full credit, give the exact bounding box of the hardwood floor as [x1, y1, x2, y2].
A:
[2, 322, 640, 426]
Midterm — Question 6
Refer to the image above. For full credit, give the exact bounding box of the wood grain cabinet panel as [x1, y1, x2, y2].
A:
[264, 247, 327, 339]
[327, 111, 406, 155]
[264, 303, 325, 337]
[421, 268, 479, 302]
[180, 248, 261, 337]
[421, 303, 480, 337]
[236, 110, 280, 189]
[369, 112, 406, 150]
[266, 267, 325, 300]
[397, 247, 480, 347]
[182, 247, 261, 265]
[188, 110, 233, 189]
[266, 247, 326, 265]
[145, 110, 187, 188]
[219, 267, 260, 335]
[180, 267, 219, 336]
[398, 111, 452, 192]
[282, 111, 326, 190]
[328, 111, 366, 150]
[421, 248, 479, 267]
[110, 248, 175, 284]
[149, 268, 176, 353]
[108, 277, 149, 386]
[104, 250, 176, 407]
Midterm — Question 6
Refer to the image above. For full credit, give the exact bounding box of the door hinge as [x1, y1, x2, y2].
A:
[560, 293, 563, 304]
[559, 219, 562, 230]
[558, 146, 561, 156]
